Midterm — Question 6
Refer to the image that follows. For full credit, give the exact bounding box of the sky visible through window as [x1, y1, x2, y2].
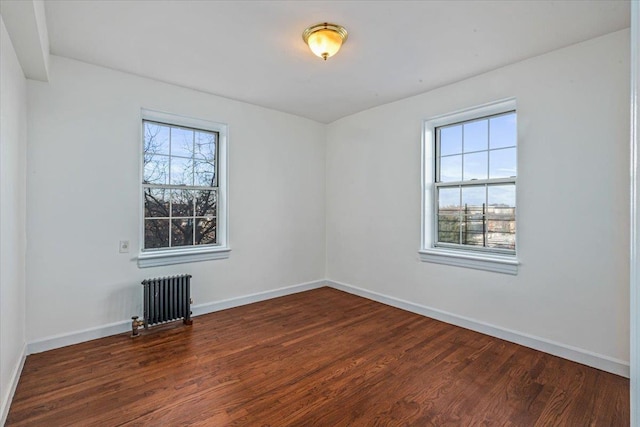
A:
[437, 112, 516, 207]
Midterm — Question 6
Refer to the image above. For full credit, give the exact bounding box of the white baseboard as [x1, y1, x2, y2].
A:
[191, 279, 325, 317]
[1, 343, 27, 426]
[24, 278, 629, 378]
[326, 279, 630, 378]
[28, 320, 131, 354]
[27, 279, 326, 355]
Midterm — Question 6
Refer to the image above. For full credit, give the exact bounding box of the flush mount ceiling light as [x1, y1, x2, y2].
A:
[302, 23, 348, 61]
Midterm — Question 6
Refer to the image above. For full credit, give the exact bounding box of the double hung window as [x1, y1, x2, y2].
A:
[420, 99, 518, 274]
[139, 110, 229, 267]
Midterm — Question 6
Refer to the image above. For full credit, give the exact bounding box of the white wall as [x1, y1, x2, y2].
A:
[631, 2, 639, 421]
[26, 55, 326, 343]
[326, 30, 630, 363]
[0, 15, 28, 422]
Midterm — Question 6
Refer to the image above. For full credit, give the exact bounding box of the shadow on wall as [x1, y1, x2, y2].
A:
[108, 281, 142, 323]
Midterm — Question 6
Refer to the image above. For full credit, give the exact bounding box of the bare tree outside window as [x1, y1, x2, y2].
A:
[142, 120, 218, 250]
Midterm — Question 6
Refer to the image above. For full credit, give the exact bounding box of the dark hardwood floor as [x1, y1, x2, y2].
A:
[7, 287, 629, 426]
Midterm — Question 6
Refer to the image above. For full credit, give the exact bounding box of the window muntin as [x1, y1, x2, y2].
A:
[434, 111, 516, 254]
[142, 120, 219, 251]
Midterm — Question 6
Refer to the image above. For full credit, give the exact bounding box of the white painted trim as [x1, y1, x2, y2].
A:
[141, 109, 228, 133]
[420, 98, 519, 274]
[26, 279, 325, 354]
[137, 247, 230, 268]
[0, 343, 27, 426]
[424, 97, 517, 129]
[0, 0, 49, 81]
[419, 248, 518, 275]
[631, 1, 639, 423]
[327, 279, 629, 377]
[28, 320, 131, 354]
[191, 280, 325, 316]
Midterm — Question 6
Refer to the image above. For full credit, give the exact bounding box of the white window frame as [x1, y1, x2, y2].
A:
[138, 109, 230, 268]
[419, 98, 519, 275]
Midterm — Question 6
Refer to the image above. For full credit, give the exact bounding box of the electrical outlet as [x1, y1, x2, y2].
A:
[119, 240, 130, 253]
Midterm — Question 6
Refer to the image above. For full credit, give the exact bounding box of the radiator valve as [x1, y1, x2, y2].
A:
[131, 316, 145, 337]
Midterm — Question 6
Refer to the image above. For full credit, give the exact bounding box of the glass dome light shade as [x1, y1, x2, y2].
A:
[303, 23, 348, 60]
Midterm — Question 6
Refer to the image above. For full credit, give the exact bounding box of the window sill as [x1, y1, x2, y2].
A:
[418, 248, 518, 275]
[138, 246, 231, 268]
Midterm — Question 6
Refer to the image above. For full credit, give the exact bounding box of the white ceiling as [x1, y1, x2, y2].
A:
[43, 0, 630, 123]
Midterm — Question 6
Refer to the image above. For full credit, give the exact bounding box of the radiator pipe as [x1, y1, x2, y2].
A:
[131, 316, 144, 337]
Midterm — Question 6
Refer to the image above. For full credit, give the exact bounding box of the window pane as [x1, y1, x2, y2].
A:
[489, 147, 517, 179]
[171, 127, 193, 158]
[195, 190, 217, 217]
[171, 218, 194, 247]
[438, 187, 461, 244]
[488, 184, 515, 207]
[195, 217, 217, 245]
[439, 186, 460, 209]
[145, 219, 169, 249]
[170, 157, 193, 186]
[461, 185, 485, 208]
[463, 119, 488, 152]
[438, 215, 461, 244]
[486, 232, 514, 250]
[487, 184, 516, 249]
[144, 188, 169, 218]
[461, 186, 485, 247]
[144, 122, 170, 156]
[489, 112, 516, 149]
[171, 189, 194, 217]
[461, 218, 484, 246]
[194, 158, 216, 187]
[143, 155, 169, 185]
[195, 131, 216, 160]
[463, 151, 488, 180]
[439, 155, 462, 182]
[439, 125, 462, 156]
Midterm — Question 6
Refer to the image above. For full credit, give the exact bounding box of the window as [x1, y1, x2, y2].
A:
[138, 110, 229, 267]
[420, 99, 518, 274]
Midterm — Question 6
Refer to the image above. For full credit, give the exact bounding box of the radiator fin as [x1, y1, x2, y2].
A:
[141, 274, 192, 328]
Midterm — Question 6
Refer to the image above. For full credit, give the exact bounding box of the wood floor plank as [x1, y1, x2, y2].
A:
[6, 287, 629, 426]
